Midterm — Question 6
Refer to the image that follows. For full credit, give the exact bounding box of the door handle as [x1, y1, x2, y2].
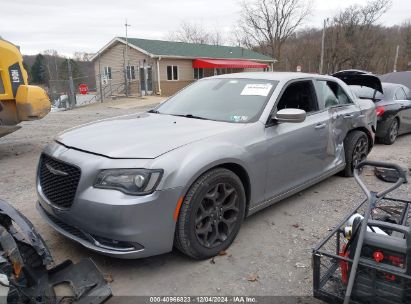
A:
[343, 114, 354, 119]
[315, 123, 326, 129]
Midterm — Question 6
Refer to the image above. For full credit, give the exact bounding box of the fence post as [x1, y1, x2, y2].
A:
[67, 59, 76, 108]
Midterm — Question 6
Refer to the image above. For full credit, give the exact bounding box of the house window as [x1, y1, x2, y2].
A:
[194, 68, 204, 80]
[104, 66, 112, 80]
[127, 66, 135, 80]
[167, 65, 178, 81]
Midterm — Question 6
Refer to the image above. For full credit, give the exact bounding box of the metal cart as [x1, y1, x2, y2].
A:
[313, 161, 411, 304]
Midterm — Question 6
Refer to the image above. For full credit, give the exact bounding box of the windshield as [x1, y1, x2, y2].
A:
[350, 85, 383, 101]
[155, 78, 278, 123]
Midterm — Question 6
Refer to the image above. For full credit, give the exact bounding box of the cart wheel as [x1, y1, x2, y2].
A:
[342, 131, 369, 177]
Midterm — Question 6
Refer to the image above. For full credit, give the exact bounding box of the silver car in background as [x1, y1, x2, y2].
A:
[36, 73, 376, 259]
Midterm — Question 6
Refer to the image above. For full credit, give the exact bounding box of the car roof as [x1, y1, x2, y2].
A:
[381, 82, 410, 99]
[382, 82, 407, 90]
[379, 71, 411, 90]
[209, 72, 335, 82]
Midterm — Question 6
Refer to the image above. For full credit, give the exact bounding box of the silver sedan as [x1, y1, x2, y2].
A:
[36, 72, 376, 259]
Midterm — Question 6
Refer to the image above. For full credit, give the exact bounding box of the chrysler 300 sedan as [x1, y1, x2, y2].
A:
[36, 73, 376, 259]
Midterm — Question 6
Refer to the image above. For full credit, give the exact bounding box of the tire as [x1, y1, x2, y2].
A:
[174, 168, 246, 260]
[342, 131, 369, 177]
[380, 118, 399, 145]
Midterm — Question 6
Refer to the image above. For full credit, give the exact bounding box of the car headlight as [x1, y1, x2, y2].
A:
[94, 169, 163, 195]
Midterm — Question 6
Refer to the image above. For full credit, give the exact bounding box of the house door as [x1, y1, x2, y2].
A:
[139, 67, 153, 95]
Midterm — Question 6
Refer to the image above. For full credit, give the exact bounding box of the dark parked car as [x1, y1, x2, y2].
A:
[374, 83, 411, 144]
[334, 70, 411, 144]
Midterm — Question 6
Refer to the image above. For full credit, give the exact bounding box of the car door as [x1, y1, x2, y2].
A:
[394, 87, 411, 133]
[314, 79, 363, 167]
[263, 79, 333, 200]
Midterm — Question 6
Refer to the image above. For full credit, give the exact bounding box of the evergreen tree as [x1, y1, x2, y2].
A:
[30, 54, 48, 85]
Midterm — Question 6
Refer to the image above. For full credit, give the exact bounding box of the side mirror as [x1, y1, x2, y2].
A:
[272, 108, 306, 123]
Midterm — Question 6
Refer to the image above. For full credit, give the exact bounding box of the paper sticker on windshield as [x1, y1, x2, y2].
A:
[241, 83, 272, 96]
[230, 115, 248, 122]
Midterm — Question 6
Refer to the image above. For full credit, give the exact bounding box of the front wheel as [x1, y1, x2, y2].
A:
[342, 131, 369, 177]
[174, 168, 246, 259]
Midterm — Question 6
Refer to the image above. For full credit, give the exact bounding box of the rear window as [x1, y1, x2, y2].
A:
[315, 80, 352, 109]
[395, 88, 407, 100]
[350, 85, 383, 101]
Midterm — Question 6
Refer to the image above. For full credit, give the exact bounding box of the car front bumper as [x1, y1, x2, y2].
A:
[36, 144, 183, 259]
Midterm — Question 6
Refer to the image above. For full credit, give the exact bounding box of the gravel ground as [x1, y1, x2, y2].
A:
[0, 98, 410, 301]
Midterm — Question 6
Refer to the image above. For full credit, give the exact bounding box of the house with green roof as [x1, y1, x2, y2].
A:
[91, 37, 275, 96]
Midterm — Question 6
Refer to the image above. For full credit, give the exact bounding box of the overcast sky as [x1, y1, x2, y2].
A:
[1, 0, 410, 56]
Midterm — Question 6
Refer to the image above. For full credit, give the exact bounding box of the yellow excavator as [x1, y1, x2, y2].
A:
[0, 39, 50, 138]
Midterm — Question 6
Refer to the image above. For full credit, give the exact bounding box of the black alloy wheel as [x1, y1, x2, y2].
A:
[352, 136, 369, 169]
[195, 182, 240, 248]
[174, 168, 246, 259]
[342, 131, 369, 177]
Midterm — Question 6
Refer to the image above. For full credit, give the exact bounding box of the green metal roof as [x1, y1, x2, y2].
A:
[118, 37, 274, 62]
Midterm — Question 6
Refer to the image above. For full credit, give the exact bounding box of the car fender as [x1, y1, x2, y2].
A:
[153, 141, 255, 200]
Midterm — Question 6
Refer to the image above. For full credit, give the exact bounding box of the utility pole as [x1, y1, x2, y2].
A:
[319, 19, 328, 74]
[124, 19, 131, 97]
[67, 59, 76, 109]
[139, 60, 143, 98]
[98, 51, 104, 103]
[393, 45, 400, 72]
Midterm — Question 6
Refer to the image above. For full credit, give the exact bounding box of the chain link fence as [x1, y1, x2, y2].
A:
[49, 76, 99, 111]
[47, 63, 135, 111]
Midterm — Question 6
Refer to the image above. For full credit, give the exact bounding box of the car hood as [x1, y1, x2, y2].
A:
[57, 113, 242, 159]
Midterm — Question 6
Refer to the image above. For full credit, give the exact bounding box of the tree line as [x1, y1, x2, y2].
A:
[168, 0, 410, 74]
[24, 51, 94, 89]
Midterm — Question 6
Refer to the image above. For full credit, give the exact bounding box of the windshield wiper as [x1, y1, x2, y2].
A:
[171, 114, 208, 120]
[148, 109, 160, 114]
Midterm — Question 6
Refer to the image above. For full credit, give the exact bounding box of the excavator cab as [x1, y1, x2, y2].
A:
[0, 39, 50, 138]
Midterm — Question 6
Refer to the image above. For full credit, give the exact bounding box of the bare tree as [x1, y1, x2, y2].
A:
[324, 0, 392, 73]
[168, 22, 215, 44]
[73, 52, 94, 62]
[239, 0, 312, 61]
[42, 49, 60, 81]
[250, 0, 407, 74]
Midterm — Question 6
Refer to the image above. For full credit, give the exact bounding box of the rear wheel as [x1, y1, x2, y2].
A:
[380, 118, 399, 145]
[174, 168, 246, 259]
[342, 131, 369, 177]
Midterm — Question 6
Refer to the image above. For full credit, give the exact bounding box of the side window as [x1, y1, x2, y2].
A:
[316, 80, 352, 109]
[0, 73, 4, 94]
[331, 82, 352, 105]
[276, 81, 318, 113]
[395, 88, 407, 100]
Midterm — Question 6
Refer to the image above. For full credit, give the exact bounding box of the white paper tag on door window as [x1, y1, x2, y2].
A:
[241, 83, 273, 96]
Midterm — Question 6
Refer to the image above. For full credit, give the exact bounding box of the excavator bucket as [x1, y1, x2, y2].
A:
[0, 39, 51, 138]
